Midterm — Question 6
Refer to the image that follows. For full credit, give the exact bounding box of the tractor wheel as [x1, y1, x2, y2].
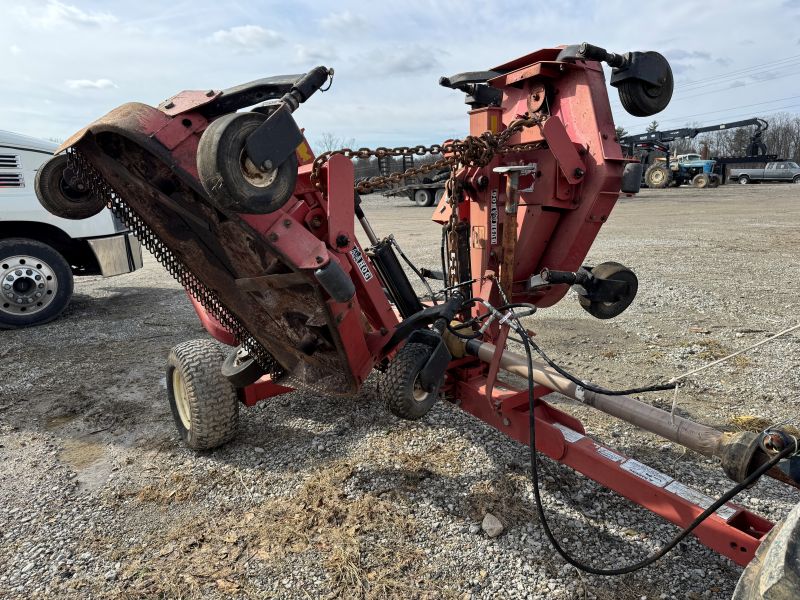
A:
[166, 339, 239, 450]
[34, 154, 106, 220]
[221, 345, 265, 388]
[708, 175, 720, 188]
[644, 164, 670, 189]
[616, 52, 673, 117]
[414, 189, 434, 207]
[739, 175, 750, 185]
[732, 500, 800, 600]
[383, 342, 440, 420]
[0, 238, 73, 329]
[197, 112, 298, 214]
[434, 188, 446, 204]
[578, 261, 638, 320]
[692, 173, 710, 188]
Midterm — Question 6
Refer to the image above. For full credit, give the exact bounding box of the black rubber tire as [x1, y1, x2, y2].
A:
[221, 345, 265, 388]
[197, 112, 298, 214]
[732, 500, 800, 599]
[414, 189, 434, 207]
[0, 238, 73, 329]
[708, 175, 720, 188]
[166, 339, 239, 450]
[616, 52, 673, 117]
[644, 164, 670, 189]
[383, 342, 440, 420]
[739, 175, 750, 185]
[34, 154, 106, 220]
[692, 173, 710, 189]
[793, 175, 800, 184]
[578, 261, 638, 320]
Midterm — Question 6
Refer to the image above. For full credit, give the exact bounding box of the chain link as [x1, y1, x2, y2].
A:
[66, 148, 285, 379]
[310, 115, 546, 194]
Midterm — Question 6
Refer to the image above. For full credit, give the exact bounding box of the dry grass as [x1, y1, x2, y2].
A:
[695, 340, 750, 368]
[728, 414, 800, 437]
[465, 472, 537, 527]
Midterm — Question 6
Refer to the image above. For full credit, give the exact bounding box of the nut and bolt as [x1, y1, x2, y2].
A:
[283, 219, 292, 228]
[268, 233, 279, 242]
[315, 256, 324, 264]
[262, 160, 273, 170]
[164, 101, 175, 109]
[310, 217, 322, 229]
[574, 168, 585, 178]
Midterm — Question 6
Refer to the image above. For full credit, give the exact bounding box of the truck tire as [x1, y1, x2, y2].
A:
[166, 339, 239, 450]
[793, 175, 800, 184]
[434, 188, 445, 204]
[0, 238, 73, 329]
[414, 189, 434, 207]
[644, 164, 670, 189]
[692, 173, 710, 189]
[739, 175, 750, 185]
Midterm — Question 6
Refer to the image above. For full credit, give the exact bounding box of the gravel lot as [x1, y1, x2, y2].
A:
[1, 183, 799, 599]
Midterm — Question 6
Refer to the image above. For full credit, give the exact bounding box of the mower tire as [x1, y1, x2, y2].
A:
[197, 111, 298, 214]
[383, 342, 441, 420]
[35, 154, 106, 220]
[221, 345, 265, 388]
[578, 261, 638, 320]
[166, 339, 239, 450]
[733, 500, 800, 599]
[616, 52, 673, 117]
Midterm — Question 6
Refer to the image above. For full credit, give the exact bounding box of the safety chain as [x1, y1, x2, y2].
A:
[310, 115, 546, 194]
[66, 148, 285, 379]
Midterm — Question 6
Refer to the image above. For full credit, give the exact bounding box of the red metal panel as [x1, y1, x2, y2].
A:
[241, 375, 293, 406]
[187, 294, 236, 346]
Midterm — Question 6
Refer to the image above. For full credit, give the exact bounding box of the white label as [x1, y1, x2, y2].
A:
[665, 481, 738, 521]
[552, 422, 584, 443]
[621, 459, 673, 488]
[490, 189, 498, 245]
[349, 247, 373, 282]
[594, 444, 624, 463]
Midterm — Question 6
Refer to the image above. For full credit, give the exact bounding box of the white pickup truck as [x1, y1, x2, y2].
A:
[0, 130, 142, 328]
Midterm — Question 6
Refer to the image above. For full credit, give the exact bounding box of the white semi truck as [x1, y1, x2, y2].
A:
[0, 130, 142, 328]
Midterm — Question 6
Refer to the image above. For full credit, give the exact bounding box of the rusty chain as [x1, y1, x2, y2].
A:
[310, 115, 547, 195]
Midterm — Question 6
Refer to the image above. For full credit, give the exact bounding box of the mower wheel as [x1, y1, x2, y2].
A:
[197, 112, 298, 214]
[732, 500, 800, 600]
[414, 189, 434, 207]
[692, 173, 710, 189]
[383, 342, 441, 420]
[221, 345, 265, 388]
[578, 261, 638, 320]
[616, 53, 674, 117]
[166, 339, 239, 450]
[34, 154, 106, 220]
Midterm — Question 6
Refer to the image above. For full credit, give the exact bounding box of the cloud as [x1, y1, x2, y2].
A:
[26, 1, 117, 29]
[320, 10, 366, 31]
[728, 80, 746, 88]
[294, 43, 337, 64]
[65, 78, 117, 90]
[208, 25, 283, 52]
[9, 45, 21, 55]
[369, 45, 442, 75]
[666, 49, 712, 62]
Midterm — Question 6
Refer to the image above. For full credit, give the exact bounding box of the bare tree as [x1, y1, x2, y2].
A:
[314, 132, 356, 154]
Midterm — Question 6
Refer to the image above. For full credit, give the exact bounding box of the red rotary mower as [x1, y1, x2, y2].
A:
[36, 42, 800, 596]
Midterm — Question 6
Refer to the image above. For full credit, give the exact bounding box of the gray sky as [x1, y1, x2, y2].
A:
[3, 0, 800, 149]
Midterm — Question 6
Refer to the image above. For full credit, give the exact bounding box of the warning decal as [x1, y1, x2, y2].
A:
[620, 459, 673, 488]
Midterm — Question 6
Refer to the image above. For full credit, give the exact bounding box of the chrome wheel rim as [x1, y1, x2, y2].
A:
[0, 255, 58, 317]
[172, 368, 191, 430]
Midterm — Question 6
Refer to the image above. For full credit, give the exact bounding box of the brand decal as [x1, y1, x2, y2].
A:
[490, 189, 498, 245]
[350, 247, 373, 281]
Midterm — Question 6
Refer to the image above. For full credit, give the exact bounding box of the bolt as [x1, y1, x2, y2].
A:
[37, 283, 44, 289]
[283, 219, 292, 228]
[380, 327, 388, 335]
[268, 233, 279, 242]
[6, 275, 13, 281]
[15, 298, 22, 304]
[34, 275, 41, 280]
[262, 160, 273, 170]
[502, 417, 511, 426]
[34, 292, 41, 298]
[601, 133, 608, 140]
[310, 216, 322, 229]
[335, 234, 350, 248]
[14, 270, 22, 276]
[164, 101, 175, 109]
[315, 256, 324, 264]
[574, 168, 585, 178]
[25, 269, 32, 275]
[2, 284, 9, 290]
[206, 90, 215, 97]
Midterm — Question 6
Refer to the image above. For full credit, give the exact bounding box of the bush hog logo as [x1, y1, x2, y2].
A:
[490, 189, 498, 245]
[350, 247, 373, 281]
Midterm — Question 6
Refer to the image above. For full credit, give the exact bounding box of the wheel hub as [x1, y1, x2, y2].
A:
[0, 255, 58, 317]
[240, 150, 279, 188]
[172, 368, 192, 430]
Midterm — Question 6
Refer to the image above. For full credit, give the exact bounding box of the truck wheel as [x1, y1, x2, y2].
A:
[197, 112, 298, 214]
[34, 154, 106, 220]
[732, 500, 800, 600]
[739, 175, 750, 185]
[221, 345, 265, 388]
[383, 342, 440, 420]
[692, 173, 710, 188]
[434, 188, 445, 204]
[644, 164, 670, 189]
[793, 175, 800, 184]
[166, 339, 239, 450]
[414, 189, 434, 207]
[0, 238, 73, 329]
[578, 261, 638, 320]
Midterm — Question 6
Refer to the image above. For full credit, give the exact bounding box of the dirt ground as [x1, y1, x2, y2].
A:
[1, 183, 799, 599]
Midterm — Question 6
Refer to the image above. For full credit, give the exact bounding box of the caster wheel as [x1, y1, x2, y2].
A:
[578, 261, 638, 320]
[166, 339, 239, 450]
[383, 342, 440, 420]
[197, 112, 298, 214]
[616, 52, 673, 117]
[221, 345, 265, 388]
[34, 154, 106, 220]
